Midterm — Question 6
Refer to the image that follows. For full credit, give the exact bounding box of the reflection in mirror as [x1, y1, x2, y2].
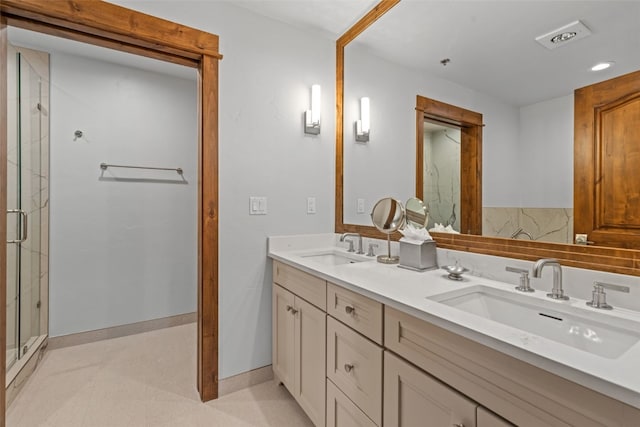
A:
[341, 1, 640, 246]
[423, 121, 460, 231]
[405, 197, 429, 229]
[370, 197, 405, 264]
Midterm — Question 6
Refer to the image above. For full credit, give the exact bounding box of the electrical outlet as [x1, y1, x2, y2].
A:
[357, 198, 365, 214]
[307, 197, 317, 214]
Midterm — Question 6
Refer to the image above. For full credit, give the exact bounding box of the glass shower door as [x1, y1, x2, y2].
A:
[6, 46, 20, 371]
[17, 52, 43, 359]
[6, 49, 43, 369]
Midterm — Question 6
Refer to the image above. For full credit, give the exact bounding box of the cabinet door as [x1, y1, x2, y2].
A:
[384, 351, 477, 427]
[295, 297, 326, 427]
[327, 379, 377, 427]
[272, 284, 295, 389]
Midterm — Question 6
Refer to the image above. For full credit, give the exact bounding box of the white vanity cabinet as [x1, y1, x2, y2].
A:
[271, 258, 640, 427]
[272, 262, 326, 427]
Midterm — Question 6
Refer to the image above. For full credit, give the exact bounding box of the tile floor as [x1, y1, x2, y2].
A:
[7, 323, 314, 426]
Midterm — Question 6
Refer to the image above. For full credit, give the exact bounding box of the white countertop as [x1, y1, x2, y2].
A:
[268, 234, 640, 409]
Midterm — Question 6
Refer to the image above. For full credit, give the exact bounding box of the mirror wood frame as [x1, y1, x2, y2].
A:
[0, 1, 221, 423]
[335, 0, 640, 277]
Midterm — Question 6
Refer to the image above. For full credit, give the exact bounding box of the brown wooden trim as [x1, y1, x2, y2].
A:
[0, 0, 221, 60]
[416, 95, 482, 235]
[415, 108, 424, 199]
[336, 0, 399, 235]
[7, 16, 199, 68]
[335, 33, 344, 233]
[416, 95, 483, 126]
[335, 1, 640, 277]
[198, 55, 219, 401]
[336, 0, 400, 46]
[0, 1, 221, 417]
[0, 15, 8, 427]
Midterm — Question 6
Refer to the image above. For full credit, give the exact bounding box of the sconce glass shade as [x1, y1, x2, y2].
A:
[305, 84, 321, 134]
[356, 96, 370, 142]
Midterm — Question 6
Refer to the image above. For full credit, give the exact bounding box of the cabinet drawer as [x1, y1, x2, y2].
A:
[273, 260, 326, 310]
[327, 317, 382, 426]
[384, 351, 477, 427]
[327, 282, 383, 344]
[478, 407, 514, 427]
[327, 379, 377, 427]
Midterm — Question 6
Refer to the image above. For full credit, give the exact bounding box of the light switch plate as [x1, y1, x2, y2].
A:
[307, 197, 317, 214]
[250, 196, 267, 215]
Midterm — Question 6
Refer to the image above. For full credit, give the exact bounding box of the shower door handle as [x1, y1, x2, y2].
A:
[6, 209, 28, 243]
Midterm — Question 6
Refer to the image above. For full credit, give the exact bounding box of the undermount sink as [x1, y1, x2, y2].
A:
[428, 285, 640, 359]
[301, 249, 370, 266]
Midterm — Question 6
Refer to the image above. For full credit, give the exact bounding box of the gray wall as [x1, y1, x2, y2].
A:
[49, 52, 198, 337]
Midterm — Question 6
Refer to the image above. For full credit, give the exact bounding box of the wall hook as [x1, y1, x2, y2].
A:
[74, 130, 83, 141]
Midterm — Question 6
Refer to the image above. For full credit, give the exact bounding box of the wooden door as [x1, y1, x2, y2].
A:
[575, 70, 640, 248]
[272, 284, 295, 389]
[383, 351, 477, 427]
[294, 297, 326, 427]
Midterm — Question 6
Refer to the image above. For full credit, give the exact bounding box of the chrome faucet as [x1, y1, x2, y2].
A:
[510, 227, 533, 240]
[340, 233, 364, 255]
[532, 258, 569, 300]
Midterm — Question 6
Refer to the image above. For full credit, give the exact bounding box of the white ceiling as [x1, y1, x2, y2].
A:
[347, 1, 640, 106]
[222, 0, 640, 106]
[231, 0, 378, 37]
[8, 1, 638, 107]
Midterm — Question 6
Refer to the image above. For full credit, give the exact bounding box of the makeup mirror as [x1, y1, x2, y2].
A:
[405, 197, 429, 229]
[370, 197, 405, 264]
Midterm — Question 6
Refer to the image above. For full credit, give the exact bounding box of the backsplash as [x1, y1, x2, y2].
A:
[269, 233, 640, 312]
[483, 207, 573, 244]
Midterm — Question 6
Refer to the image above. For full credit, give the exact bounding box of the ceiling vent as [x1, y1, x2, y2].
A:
[535, 20, 591, 50]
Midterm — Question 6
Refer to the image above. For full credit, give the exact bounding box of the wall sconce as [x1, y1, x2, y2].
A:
[355, 97, 370, 142]
[304, 84, 321, 135]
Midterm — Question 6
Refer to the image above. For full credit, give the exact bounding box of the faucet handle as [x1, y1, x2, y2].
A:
[587, 282, 629, 310]
[505, 266, 533, 292]
[366, 243, 378, 257]
[343, 239, 355, 252]
[594, 281, 630, 293]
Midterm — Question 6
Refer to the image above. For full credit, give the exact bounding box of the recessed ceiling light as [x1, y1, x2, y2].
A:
[591, 62, 614, 71]
[535, 20, 591, 50]
[550, 32, 577, 44]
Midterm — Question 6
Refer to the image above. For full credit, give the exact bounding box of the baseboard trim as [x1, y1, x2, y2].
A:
[219, 365, 274, 396]
[47, 312, 197, 350]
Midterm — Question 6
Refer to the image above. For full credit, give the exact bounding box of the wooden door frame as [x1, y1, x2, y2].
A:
[0, 2, 221, 424]
[415, 95, 483, 235]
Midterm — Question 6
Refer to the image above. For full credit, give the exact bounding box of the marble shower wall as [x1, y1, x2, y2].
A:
[483, 207, 573, 244]
[424, 128, 461, 231]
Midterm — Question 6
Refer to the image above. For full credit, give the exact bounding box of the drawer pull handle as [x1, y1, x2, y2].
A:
[452, 424, 464, 427]
[344, 363, 354, 373]
[345, 305, 355, 315]
[286, 305, 298, 314]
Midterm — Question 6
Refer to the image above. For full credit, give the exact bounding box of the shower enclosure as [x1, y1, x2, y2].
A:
[6, 44, 49, 384]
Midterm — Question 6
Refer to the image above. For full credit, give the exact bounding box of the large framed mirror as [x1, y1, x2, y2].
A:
[335, 0, 640, 276]
[0, 1, 221, 420]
